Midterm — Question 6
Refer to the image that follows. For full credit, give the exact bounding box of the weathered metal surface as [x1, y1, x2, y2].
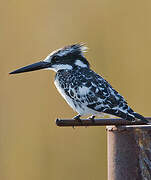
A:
[107, 125, 151, 180]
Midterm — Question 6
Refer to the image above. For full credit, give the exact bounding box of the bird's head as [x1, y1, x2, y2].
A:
[9, 44, 90, 74]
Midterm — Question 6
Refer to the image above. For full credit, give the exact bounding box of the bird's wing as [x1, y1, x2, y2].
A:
[61, 68, 146, 122]
[89, 72, 136, 120]
[70, 69, 135, 120]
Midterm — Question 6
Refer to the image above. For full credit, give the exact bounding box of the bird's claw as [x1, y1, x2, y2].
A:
[88, 115, 95, 123]
[73, 115, 82, 123]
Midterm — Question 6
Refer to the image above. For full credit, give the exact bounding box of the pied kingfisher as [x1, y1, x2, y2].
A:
[10, 44, 147, 123]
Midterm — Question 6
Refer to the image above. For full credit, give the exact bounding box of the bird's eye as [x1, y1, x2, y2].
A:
[52, 56, 60, 63]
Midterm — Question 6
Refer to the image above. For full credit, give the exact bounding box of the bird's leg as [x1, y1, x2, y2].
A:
[88, 115, 95, 123]
[73, 114, 82, 122]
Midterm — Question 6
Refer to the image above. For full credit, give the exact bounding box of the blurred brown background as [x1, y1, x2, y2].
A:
[1, 0, 151, 179]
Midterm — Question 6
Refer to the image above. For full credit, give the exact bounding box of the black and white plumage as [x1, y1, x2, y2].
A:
[10, 44, 148, 123]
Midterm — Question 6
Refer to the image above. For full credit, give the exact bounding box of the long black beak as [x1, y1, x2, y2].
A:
[9, 61, 50, 74]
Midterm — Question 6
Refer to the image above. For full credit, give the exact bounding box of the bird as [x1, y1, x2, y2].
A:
[10, 44, 148, 123]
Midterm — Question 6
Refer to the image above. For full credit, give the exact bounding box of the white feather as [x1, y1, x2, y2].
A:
[78, 86, 90, 95]
[48, 64, 73, 72]
[43, 55, 51, 62]
[75, 60, 88, 68]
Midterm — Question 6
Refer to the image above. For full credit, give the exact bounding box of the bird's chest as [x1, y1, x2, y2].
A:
[54, 72, 78, 111]
[54, 79, 79, 112]
[54, 71, 73, 94]
[54, 78, 69, 100]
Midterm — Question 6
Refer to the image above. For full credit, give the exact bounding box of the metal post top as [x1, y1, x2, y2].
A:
[106, 124, 151, 131]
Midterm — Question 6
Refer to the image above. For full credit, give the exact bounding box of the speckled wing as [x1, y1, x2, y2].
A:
[73, 69, 136, 121]
[56, 68, 146, 122]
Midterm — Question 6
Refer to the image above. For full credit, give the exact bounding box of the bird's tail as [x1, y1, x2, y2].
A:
[132, 112, 148, 124]
[102, 107, 148, 124]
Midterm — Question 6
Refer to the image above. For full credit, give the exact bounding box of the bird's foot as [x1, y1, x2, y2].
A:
[73, 114, 82, 123]
[88, 115, 95, 123]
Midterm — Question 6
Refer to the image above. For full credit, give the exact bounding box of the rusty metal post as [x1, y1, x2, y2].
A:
[107, 125, 151, 180]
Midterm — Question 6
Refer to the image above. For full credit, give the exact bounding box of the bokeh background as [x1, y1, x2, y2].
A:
[1, 0, 151, 179]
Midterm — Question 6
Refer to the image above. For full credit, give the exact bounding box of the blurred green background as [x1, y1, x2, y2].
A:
[1, 0, 151, 179]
